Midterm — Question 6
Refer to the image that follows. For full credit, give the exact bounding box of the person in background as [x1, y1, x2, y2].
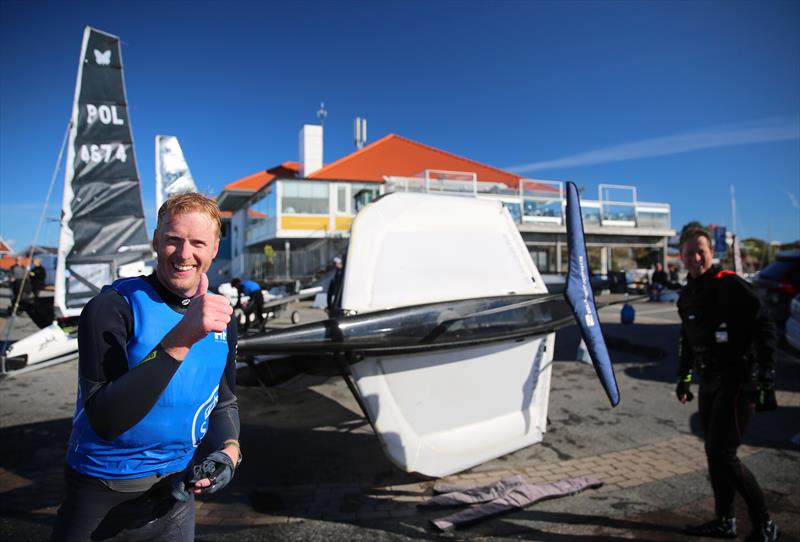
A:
[231, 277, 264, 332]
[29, 258, 47, 299]
[51, 193, 240, 542]
[8, 257, 28, 314]
[675, 226, 779, 542]
[326, 256, 344, 317]
[649, 262, 669, 301]
[668, 263, 680, 286]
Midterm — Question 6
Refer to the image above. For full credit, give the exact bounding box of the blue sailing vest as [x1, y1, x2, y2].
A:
[67, 277, 229, 479]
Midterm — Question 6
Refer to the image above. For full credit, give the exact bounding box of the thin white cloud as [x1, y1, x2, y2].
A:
[789, 192, 800, 209]
[507, 117, 800, 173]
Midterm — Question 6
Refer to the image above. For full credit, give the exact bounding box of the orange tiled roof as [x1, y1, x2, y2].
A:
[0, 256, 31, 270]
[224, 170, 275, 192]
[224, 162, 301, 192]
[308, 134, 524, 186]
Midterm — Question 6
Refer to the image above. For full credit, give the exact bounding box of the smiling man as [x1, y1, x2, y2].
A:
[675, 227, 779, 542]
[52, 193, 240, 542]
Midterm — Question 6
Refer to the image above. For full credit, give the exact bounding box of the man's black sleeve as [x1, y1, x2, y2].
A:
[729, 276, 777, 378]
[205, 317, 240, 450]
[677, 325, 693, 379]
[78, 288, 183, 441]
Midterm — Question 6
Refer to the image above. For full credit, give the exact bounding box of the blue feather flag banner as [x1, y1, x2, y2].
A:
[563, 182, 620, 406]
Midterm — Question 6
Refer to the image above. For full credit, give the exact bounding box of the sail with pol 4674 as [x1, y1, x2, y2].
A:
[2, 27, 151, 375]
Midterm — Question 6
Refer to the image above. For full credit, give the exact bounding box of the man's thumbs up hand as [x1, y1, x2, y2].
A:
[184, 273, 232, 341]
[194, 272, 209, 298]
[162, 274, 233, 358]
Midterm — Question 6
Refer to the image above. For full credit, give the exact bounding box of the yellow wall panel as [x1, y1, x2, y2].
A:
[280, 215, 329, 231]
[335, 216, 353, 231]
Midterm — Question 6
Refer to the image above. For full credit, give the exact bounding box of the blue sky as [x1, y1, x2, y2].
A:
[1, 0, 798, 250]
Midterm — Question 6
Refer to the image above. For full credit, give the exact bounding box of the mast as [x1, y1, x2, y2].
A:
[155, 135, 163, 215]
[730, 185, 743, 275]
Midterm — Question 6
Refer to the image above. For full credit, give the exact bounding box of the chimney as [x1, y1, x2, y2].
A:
[299, 124, 323, 177]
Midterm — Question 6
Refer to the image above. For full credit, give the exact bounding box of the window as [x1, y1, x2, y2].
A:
[581, 206, 601, 226]
[281, 181, 329, 214]
[530, 247, 556, 273]
[637, 210, 670, 229]
[610, 247, 635, 272]
[503, 202, 522, 223]
[352, 183, 382, 212]
[246, 186, 277, 244]
[337, 185, 348, 214]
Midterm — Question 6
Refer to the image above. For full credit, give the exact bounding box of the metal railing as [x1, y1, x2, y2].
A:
[384, 176, 671, 229]
[248, 236, 348, 283]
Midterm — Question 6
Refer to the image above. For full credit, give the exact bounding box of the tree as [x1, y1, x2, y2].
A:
[263, 244, 275, 265]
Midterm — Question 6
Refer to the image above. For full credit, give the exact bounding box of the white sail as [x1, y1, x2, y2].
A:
[155, 135, 198, 214]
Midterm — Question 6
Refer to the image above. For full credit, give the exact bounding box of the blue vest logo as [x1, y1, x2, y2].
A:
[192, 385, 220, 447]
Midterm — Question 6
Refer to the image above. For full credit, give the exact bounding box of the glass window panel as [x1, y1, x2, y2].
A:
[523, 200, 561, 218]
[337, 185, 347, 213]
[581, 206, 601, 226]
[610, 247, 635, 272]
[503, 202, 522, 223]
[637, 211, 669, 228]
[587, 247, 603, 274]
[529, 247, 556, 273]
[603, 204, 635, 222]
[283, 182, 297, 197]
[281, 181, 329, 214]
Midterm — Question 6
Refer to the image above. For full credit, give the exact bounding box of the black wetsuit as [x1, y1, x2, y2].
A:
[677, 266, 776, 524]
[327, 266, 344, 316]
[51, 274, 239, 542]
[30, 264, 46, 298]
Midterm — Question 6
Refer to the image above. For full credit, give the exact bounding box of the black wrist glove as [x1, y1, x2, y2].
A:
[755, 380, 777, 412]
[170, 450, 236, 502]
[190, 450, 236, 494]
[675, 375, 694, 403]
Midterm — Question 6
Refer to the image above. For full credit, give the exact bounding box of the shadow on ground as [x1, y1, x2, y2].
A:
[0, 418, 71, 539]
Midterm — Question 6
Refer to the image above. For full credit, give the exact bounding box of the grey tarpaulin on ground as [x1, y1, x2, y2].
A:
[419, 475, 603, 531]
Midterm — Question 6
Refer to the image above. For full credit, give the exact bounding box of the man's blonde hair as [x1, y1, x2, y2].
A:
[156, 193, 222, 239]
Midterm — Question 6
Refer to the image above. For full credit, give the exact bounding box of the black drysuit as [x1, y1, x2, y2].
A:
[677, 266, 776, 523]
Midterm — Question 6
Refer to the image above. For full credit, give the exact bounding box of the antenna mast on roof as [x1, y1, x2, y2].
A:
[316, 102, 327, 127]
[354, 117, 367, 150]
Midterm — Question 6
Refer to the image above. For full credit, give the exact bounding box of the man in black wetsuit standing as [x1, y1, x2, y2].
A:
[51, 193, 240, 541]
[675, 227, 779, 542]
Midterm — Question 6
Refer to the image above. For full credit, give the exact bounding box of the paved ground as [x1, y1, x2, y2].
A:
[1, 290, 799, 541]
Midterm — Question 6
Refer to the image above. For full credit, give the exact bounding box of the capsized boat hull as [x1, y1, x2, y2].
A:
[239, 192, 560, 476]
[351, 334, 554, 477]
[240, 190, 619, 476]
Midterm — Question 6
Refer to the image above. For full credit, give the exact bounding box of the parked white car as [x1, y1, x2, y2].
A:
[785, 294, 800, 352]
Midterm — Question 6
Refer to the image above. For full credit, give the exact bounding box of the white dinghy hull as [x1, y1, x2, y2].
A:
[4, 323, 78, 368]
[341, 193, 554, 477]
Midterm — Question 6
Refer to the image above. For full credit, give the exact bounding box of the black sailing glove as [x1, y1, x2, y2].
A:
[755, 380, 777, 412]
[170, 450, 236, 502]
[190, 450, 236, 495]
[675, 374, 694, 403]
